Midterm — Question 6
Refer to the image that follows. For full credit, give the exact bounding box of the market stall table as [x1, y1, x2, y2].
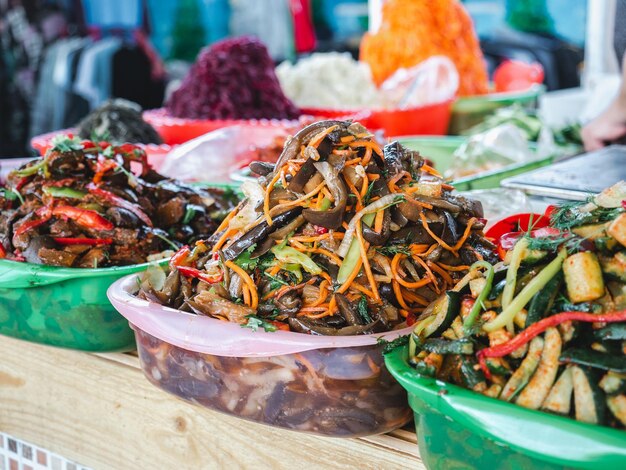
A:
[0, 335, 424, 469]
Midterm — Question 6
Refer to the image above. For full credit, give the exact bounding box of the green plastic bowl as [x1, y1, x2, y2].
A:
[0, 259, 166, 351]
[385, 346, 626, 470]
[398, 136, 554, 191]
[449, 85, 545, 135]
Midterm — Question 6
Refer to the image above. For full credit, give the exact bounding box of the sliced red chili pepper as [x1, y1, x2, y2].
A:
[15, 177, 30, 191]
[51, 205, 114, 231]
[116, 143, 138, 154]
[86, 183, 153, 227]
[98, 142, 111, 150]
[81, 140, 97, 149]
[0, 242, 6, 258]
[53, 237, 113, 246]
[314, 225, 329, 235]
[93, 157, 119, 184]
[477, 310, 626, 379]
[622, 200, 626, 210]
[170, 246, 192, 268]
[14, 215, 52, 237]
[406, 311, 418, 327]
[177, 266, 224, 284]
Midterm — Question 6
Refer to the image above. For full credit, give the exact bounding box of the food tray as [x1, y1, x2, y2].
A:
[0, 260, 165, 351]
[385, 346, 626, 470]
[397, 135, 553, 191]
[108, 274, 413, 437]
[449, 85, 544, 134]
[143, 108, 306, 146]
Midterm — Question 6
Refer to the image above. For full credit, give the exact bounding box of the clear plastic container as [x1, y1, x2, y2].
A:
[0, 260, 165, 351]
[108, 274, 413, 437]
[449, 85, 544, 134]
[385, 346, 626, 470]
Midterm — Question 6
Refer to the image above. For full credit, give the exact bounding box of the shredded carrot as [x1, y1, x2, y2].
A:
[366, 355, 381, 374]
[212, 228, 237, 252]
[225, 260, 258, 310]
[387, 171, 409, 193]
[360, 146, 373, 166]
[242, 283, 251, 306]
[406, 197, 433, 210]
[398, 309, 409, 318]
[349, 140, 383, 157]
[345, 178, 363, 210]
[345, 157, 361, 166]
[419, 211, 457, 253]
[421, 164, 442, 177]
[392, 280, 411, 310]
[215, 202, 241, 233]
[350, 282, 375, 298]
[319, 271, 333, 285]
[451, 217, 477, 251]
[264, 171, 282, 226]
[307, 280, 329, 307]
[297, 306, 329, 313]
[360, 172, 370, 198]
[442, 183, 455, 191]
[366, 172, 380, 181]
[340, 135, 356, 143]
[294, 353, 325, 389]
[310, 125, 339, 148]
[415, 243, 439, 258]
[321, 187, 334, 202]
[299, 309, 333, 319]
[356, 221, 380, 302]
[437, 262, 470, 272]
[392, 253, 433, 289]
[290, 232, 344, 243]
[279, 170, 288, 189]
[270, 181, 326, 216]
[268, 263, 282, 277]
[409, 243, 430, 254]
[337, 257, 363, 294]
[427, 260, 454, 285]
[374, 209, 384, 233]
[401, 288, 430, 307]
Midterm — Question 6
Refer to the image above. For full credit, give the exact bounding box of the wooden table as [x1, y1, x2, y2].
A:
[0, 335, 425, 469]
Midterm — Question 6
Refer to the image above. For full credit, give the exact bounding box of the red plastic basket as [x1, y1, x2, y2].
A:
[143, 109, 311, 146]
[301, 100, 453, 137]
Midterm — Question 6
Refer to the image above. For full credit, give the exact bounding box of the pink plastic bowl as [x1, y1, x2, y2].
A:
[108, 273, 413, 436]
[143, 109, 310, 146]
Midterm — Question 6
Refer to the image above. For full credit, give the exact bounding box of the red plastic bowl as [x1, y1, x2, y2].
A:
[301, 100, 453, 137]
[143, 109, 309, 146]
[30, 129, 175, 172]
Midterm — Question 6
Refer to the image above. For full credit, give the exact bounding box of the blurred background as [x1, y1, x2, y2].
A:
[0, 0, 592, 157]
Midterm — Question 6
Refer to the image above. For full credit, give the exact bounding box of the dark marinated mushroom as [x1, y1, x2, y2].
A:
[302, 162, 347, 229]
[335, 293, 362, 325]
[249, 161, 275, 176]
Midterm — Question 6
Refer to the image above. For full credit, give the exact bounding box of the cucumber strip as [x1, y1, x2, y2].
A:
[484, 249, 567, 332]
[572, 366, 606, 425]
[461, 357, 486, 390]
[336, 213, 375, 284]
[463, 261, 494, 334]
[542, 367, 574, 415]
[422, 291, 462, 338]
[502, 237, 528, 310]
[422, 338, 474, 355]
[525, 272, 562, 327]
[516, 327, 562, 410]
[594, 323, 626, 341]
[560, 348, 626, 373]
[607, 394, 626, 427]
[500, 336, 544, 402]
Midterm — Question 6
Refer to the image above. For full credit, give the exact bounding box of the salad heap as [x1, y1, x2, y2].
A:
[408, 182, 626, 430]
[0, 137, 237, 267]
[139, 120, 497, 335]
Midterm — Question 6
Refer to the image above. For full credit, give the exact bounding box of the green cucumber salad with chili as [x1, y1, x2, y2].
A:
[408, 182, 626, 430]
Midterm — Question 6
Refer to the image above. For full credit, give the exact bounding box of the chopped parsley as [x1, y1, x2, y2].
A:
[241, 314, 277, 332]
[50, 135, 82, 153]
[357, 295, 372, 324]
[233, 243, 258, 271]
[376, 245, 411, 256]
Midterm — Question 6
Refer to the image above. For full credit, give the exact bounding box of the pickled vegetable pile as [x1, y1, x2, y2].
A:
[409, 182, 626, 429]
[139, 120, 496, 335]
[0, 137, 238, 267]
[166, 36, 300, 120]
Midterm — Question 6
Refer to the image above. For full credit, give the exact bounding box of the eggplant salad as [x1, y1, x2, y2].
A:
[408, 182, 626, 430]
[138, 120, 497, 335]
[0, 136, 238, 267]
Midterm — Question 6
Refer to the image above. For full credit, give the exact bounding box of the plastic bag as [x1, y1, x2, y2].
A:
[457, 188, 531, 230]
[446, 124, 533, 180]
[379, 56, 459, 109]
[158, 124, 291, 183]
